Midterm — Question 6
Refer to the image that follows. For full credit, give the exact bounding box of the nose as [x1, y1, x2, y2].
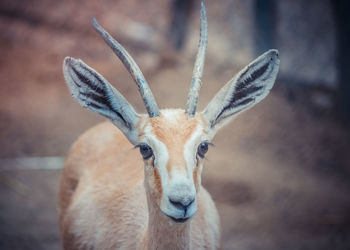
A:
[169, 196, 195, 212]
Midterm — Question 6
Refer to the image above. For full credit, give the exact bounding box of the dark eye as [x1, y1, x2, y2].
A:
[197, 141, 209, 158]
[138, 144, 153, 160]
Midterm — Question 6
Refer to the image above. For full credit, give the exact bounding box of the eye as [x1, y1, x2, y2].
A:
[197, 141, 210, 158]
[137, 143, 153, 160]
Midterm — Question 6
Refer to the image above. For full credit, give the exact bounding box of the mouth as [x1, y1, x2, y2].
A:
[164, 213, 190, 223]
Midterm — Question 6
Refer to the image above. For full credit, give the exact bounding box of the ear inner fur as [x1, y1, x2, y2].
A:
[63, 57, 140, 144]
[203, 49, 280, 131]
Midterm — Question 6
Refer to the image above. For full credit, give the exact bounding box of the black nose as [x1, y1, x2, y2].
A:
[169, 197, 195, 211]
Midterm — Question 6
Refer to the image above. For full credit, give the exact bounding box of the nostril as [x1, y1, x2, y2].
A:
[169, 198, 186, 210]
[169, 197, 195, 210]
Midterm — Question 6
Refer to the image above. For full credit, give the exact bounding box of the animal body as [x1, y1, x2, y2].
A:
[59, 2, 280, 249]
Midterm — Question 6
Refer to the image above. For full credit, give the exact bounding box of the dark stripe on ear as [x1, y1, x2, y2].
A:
[71, 67, 131, 130]
[72, 67, 93, 88]
[233, 97, 255, 107]
[82, 66, 107, 96]
[236, 62, 269, 90]
[81, 91, 131, 129]
[71, 67, 104, 95]
[86, 102, 104, 110]
[248, 62, 269, 83]
[211, 85, 263, 127]
[210, 63, 270, 128]
[233, 85, 264, 102]
[261, 63, 275, 82]
[87, 101, 130, 129]
[69, 68, 82, 88]
[79, 91, 106, 106]
[212, 97, 254, 127]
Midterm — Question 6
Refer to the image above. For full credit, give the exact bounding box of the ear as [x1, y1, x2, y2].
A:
[202, 50, 280, 137]
[63, 57, 140, 144]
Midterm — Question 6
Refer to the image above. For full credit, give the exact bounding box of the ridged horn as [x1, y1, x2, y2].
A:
[185, 1, 208, 117]
[92, 18, 160, 118]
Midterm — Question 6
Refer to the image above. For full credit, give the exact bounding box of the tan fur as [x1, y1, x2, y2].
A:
[151, 113, 199, 176]
[153, 167, 163, 198]
[193, 167, 199, 189]
[59, 114, 220, 249]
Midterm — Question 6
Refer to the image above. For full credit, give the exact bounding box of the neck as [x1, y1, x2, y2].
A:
[143, 189, 191, 250]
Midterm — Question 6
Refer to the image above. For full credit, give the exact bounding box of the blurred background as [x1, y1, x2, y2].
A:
[0, 0, 349, 249]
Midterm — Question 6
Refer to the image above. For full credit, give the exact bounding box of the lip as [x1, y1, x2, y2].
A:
[163, 213, 190, 223]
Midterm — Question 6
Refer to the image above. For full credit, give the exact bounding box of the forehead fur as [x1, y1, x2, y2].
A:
[149, 110, 203, 146]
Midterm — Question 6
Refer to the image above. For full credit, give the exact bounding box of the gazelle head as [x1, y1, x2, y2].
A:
[63, 3, 279, 223]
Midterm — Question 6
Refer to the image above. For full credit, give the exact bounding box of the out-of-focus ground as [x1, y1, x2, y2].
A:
[0, 0, 350, 249]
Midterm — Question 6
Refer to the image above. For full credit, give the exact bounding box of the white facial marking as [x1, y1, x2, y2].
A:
[143, 133, 169, 192]
[184, 123, 205, 174]
[159, 109, 182, 123]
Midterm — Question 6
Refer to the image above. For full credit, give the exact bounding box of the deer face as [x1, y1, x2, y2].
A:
[62, 2, 279, 224]
[137, 110, 208, 222]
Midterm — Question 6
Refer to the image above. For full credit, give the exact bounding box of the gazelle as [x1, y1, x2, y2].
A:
[59, 2, 279, 249]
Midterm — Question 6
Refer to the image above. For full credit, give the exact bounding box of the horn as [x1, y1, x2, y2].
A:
[92, 18, 160, 118]
[185, 1, 208, 117]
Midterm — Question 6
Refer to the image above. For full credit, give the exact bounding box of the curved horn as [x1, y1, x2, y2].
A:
[92, 18, 160, 118]
[185, 2, 208, 117]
